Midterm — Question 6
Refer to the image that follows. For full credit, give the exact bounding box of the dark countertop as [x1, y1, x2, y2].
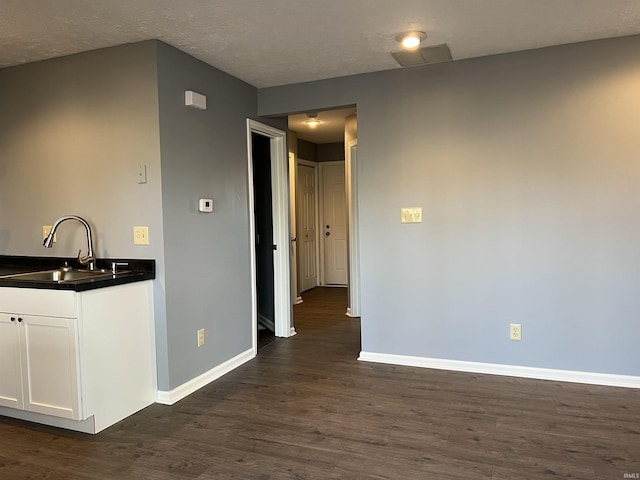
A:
[0, 255, 155, 292]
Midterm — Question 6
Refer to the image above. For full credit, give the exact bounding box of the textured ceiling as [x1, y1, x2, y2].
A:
[3, 1, 640, 144]
[2, 0, 640, 89]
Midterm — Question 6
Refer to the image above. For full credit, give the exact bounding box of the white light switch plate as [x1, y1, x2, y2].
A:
[137, 163, 147, 184]
[400, 207, 423, 224]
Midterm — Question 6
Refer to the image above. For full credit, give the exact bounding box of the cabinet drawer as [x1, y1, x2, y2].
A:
[0, 288, 77, 318]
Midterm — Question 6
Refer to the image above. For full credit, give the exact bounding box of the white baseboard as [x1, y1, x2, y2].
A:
[289, 327, 297, 336]
[0, 406, 97, 434]
[294, 296, 303, 305]
[157, 348, 255, 405]
[358, 351, 640, 390]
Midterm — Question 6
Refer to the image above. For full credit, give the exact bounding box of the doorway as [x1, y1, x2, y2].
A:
[287, 107, 359, 320]
[247, 120, 293, 356]
[251, 132, 276, 347]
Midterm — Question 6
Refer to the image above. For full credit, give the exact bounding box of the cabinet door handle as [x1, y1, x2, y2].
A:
[17, 317, 23, 323]
[10, 316, 16, 322]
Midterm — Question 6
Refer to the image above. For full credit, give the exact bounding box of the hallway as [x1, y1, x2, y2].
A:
[0, 287, 638, 479]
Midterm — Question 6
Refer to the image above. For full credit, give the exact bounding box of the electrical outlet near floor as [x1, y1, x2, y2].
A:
[509, 323, 522, 341]
[197, 328, 205, 347]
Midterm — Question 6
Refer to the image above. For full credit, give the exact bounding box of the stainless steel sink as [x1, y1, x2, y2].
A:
[0, 268, 121, 282]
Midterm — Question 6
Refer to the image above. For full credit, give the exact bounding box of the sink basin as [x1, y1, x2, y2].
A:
[0, 268, 122, 282]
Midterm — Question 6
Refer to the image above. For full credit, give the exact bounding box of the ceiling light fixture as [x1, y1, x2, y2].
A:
[396, 31, 427, 50]
[305, 113, 321, 128]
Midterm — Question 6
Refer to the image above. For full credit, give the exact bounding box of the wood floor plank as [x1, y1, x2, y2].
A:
[1, 286, 639, 479]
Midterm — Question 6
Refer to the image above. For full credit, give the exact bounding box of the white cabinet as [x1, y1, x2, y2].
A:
[0, 314, 80, 419]
[0, 314, 22, 410]
[0, 281, 155, 433]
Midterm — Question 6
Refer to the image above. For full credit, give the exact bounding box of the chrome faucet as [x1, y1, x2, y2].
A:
[43, 215, 96, 270]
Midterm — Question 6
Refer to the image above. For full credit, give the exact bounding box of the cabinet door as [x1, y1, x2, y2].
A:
[20, 315, 81, 420]
[0, 314, 23, 409]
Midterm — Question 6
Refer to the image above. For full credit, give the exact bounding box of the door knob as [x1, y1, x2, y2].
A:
[325, 232, 330, 236]
[326, 225, 330, 229]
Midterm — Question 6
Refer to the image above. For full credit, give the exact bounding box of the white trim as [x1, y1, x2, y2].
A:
[157, 348, 255, 405]
[289, 327, 297, 336]
[247, 119, 292, 344]
[318, 162, 325, 286]
[0, 406, 97, 434]
[358, 352, 640, 390]
[289, 152, 299, 306]
[346, 140, 361, 317]
[247, 125, 258, 354]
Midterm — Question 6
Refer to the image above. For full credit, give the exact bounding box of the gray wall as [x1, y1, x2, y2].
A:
[156, 42, 268, 389]
[0, 42, 169, 379]
[0, 42, 163, 260]
[296, 139, 345, 162]
[0, 40, 288, 393]
[318, 142, 345, 162]
[259, 35, 640, 376]
[297, 138, 317, 162]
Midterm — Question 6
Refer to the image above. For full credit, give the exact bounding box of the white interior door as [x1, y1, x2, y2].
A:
[322, 163, 348, 285]
[297, 162, 318, 292]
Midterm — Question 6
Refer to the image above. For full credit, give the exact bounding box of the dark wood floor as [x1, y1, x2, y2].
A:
[1, 287, 639, 479]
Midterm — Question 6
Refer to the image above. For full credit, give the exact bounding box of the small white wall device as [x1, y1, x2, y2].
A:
[185, 90, 207, 110]
[199, 198, 214, 212]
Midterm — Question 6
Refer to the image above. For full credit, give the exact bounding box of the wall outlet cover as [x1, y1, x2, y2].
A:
[133, 226, 149, 245]
[510, 323, 522, 341]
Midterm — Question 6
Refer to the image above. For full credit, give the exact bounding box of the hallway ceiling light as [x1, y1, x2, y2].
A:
[304, 113, 321, 128]
[396, 31, 427, 49]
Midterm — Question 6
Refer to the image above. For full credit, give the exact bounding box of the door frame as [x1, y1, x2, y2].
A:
[247, 119, 294, 355]
[346, 140, 361, 317]
[288, 152, 303, 305]
[318, 161, 347, 286]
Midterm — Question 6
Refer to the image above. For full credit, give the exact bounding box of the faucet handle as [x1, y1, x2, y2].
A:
[77, 249, 95, 267]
